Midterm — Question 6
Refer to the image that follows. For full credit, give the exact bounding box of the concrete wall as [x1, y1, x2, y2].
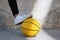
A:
[0, 0, 36, 29]
[0, 0, 60, 29]
[43, 0, 60, 29]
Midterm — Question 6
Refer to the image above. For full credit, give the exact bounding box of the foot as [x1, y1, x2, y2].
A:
[14, 13, 33, 25]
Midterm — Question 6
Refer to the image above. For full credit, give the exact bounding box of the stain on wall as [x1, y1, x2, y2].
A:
[43, 0, 60, 29]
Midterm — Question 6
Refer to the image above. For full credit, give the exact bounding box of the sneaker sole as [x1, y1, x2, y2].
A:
[16, 15, 33, 25]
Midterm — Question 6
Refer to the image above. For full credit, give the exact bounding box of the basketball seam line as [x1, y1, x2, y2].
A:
[33, 30, 39, 36]
[22, 27, 39, 31]
[23, 22, 40, 29]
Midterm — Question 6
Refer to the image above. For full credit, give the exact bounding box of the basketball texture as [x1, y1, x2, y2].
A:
[21, 18, 40, 37]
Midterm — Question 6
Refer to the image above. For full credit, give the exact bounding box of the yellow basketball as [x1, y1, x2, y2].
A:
[21, 18, 40, 37]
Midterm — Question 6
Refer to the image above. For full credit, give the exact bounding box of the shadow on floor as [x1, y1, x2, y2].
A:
[0, 30, 28, 40]
[6, 29, 25, 37]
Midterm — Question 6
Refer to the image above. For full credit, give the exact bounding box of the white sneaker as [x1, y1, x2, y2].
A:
[14, 13, 32, 25]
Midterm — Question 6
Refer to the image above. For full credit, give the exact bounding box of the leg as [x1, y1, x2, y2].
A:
[8, 0, 19, 17]
[8, 0, 32, 25]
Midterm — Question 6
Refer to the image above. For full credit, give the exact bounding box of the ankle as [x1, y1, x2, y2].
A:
[14, 13, 19, 18]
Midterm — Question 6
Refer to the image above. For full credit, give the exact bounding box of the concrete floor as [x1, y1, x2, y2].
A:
[0, 29, 60, 40]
